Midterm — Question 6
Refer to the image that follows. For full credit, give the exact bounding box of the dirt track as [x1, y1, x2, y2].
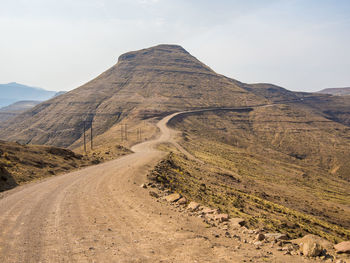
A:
[0, 112, 314, 262]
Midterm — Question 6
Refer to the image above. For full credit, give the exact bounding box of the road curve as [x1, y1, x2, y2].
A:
[0, 109, 311, 263]
[0, 111, 237, 263]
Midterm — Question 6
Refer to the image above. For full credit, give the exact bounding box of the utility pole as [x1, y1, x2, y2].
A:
[125, 124, 128, 141]
[83, 121, 86, 153]
[137, 128, 142, 141]
[90, 121, 93, 150]
[121, 125, 124, 141]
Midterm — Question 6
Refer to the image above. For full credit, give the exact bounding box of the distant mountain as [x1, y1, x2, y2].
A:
[317, 87, 350, 96]
[0, 100, 42, 123]
[0, 82, 57, 107]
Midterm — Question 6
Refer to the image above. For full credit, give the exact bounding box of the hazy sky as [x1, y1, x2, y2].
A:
[1, 0, 349, 92]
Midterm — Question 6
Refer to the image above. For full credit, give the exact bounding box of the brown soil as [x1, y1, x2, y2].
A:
[0, 140, 131, 192]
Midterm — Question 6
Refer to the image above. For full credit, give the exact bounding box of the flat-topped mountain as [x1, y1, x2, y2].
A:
[0, 45, 349, 150]
[0, 45, 266, 147]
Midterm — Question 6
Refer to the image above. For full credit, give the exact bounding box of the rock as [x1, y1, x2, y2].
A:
[292, 234, 332, 251]
[201, 207, 219, 214]
[177, 197, 187, 205]
[232, 234, 241, 241]
[187, 202, 200, 211]
[229, 218, 246, 228]
[255, 233, 265, 241]
[149, 191, 159, 198]
[265, 233, 288, 242]
[140, 183, 147, 188]
[164, 193, 181, 202]
[334, 241, 350, 254]
[282, 244, 297, 252]
[214, 214, 229, 223]
[254, 241, 263, 246]
[302, 241, 323, 257]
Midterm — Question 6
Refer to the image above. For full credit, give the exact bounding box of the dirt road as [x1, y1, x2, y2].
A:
[0, 112, 314, 262]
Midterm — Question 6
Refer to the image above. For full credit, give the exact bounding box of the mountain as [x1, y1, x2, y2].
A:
[0, 82, 57, 108]
[0, 44, 349, 242]
[0, 45, 267, 147]
[317, 87, 350, 96]
[0, 100, 41, 123]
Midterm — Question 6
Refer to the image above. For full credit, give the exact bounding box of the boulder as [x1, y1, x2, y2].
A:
[214, 214, 229, 223]
[177, 197, 187, 205]
[255, 233, 265, 241]
[149, 191, 159, 198]
[204, 213, 216, 221]
[187, 202, 200, 211]
[265, 233, 288, 242]
[291, 234, 328, 257]
[229, 218, 246, 228]
[302, 241, 323, 257]
[164, 193, 181, 202]
[292, 234, 332, 254]
[334, 241, 350, 254]
[201, 207, 219, 215]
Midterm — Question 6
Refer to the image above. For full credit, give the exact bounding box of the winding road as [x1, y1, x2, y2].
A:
[0, 110, 313, 263]
[0, 112, 231, 262]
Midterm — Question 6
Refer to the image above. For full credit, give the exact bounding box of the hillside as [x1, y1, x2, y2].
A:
[0, 140, 131, 192]
[0, 44, 349, 253]
[0, 82, 57, 108]
[160, 103, 350, 242]
[318, 87, 350, 96]
[0, 45, 267, 148]
[0, 100, 41, 123]
[0, 140, 88, 192]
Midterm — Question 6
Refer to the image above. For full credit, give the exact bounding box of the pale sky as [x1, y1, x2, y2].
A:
[1, 0, 349, 92]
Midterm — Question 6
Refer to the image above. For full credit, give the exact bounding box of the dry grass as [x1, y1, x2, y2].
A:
[0, 140, 131, 192]
[151, 104, 350, 243]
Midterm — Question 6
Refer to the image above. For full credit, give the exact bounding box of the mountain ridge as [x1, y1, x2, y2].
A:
[0, 82, 57, 108]
[0, 44, 266, 147]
